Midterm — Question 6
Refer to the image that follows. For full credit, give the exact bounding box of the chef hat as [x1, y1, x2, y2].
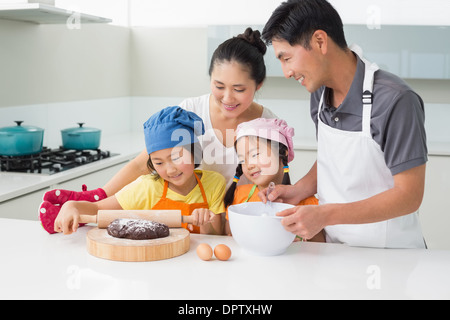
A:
[236, 118, 295, 162]
[143, 106, 205, 155]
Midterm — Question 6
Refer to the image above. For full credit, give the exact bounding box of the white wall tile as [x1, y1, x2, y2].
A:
[0, 97, 132, 148]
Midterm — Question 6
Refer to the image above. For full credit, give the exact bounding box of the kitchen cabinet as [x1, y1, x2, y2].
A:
[0, 162, 127, 221]
[420, 155, 450, 250]
[0, 187, 47, 220]
[208, 24, 450, 80]
[290, 149, 450, 250]
[289, 149, 317, 184]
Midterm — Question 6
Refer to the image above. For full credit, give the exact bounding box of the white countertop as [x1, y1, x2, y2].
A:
[1, 218, 449, 300]
[0, 132, 144, 203]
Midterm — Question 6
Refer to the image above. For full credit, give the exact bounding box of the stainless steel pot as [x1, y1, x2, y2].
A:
[0, 121, 44, 156]
[61, 123, 101, 150]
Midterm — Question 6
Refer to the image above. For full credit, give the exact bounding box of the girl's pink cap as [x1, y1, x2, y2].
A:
[236, 118, 295, 162]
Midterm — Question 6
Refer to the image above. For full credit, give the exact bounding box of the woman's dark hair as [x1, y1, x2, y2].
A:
[262, 0, 347, 50]
[147, 142, 203, 180]
[209, 27, 267, 86]
[224, 139, 291, 208]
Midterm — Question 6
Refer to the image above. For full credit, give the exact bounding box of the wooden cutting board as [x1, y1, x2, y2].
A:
[86, 228, 190, 262]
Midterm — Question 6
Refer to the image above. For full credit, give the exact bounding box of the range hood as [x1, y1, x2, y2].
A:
[0, 2, 112, 24]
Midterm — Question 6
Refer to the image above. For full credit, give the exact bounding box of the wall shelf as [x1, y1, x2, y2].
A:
[0, 3, 111, 24]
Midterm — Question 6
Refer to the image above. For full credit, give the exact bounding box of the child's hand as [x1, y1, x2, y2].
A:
[190, 208, 215, 227]
[54, 201, 81, 235]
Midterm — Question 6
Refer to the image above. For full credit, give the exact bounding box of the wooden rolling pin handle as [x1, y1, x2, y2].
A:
[80, 211, 194, 228]
[182, 215, 194, 224]
[79, 215, 97, 224]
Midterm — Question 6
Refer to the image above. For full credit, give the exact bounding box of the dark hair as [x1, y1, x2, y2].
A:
[224, 139, 291, 208]
[262, 0, 347, 50]
[209, 27, 267, 86]
[147, 142, 203, 180]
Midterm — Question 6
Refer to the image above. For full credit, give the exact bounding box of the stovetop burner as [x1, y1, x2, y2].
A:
[0, 147, 118, 175]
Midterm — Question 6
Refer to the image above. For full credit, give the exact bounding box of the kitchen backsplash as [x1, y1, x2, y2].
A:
[1, 97, 449, 153]
[0, 98, 132, 148]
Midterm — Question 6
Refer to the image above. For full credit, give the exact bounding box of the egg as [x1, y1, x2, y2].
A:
[196, 243, 213, 261]
[214, 244, 232, 261]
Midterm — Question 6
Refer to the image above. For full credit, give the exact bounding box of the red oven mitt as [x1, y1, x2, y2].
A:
[39, 185, 107, 234]
[43, 184, 107, 204]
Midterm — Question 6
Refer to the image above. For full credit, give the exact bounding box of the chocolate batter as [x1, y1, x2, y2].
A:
[107, 219, 169, 240]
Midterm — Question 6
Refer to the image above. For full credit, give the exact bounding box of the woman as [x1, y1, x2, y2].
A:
[39, 28, 278, 234]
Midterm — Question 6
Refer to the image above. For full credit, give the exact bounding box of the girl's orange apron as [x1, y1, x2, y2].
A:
[152, 173, 209, 234]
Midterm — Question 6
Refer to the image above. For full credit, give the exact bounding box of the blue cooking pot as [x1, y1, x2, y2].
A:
[0, 121, 44, 156]
[61, 123, 101, 150]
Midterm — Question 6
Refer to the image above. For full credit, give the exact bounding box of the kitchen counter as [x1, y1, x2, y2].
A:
[1, 218, 449, 300]
[0, 132, 144, 203]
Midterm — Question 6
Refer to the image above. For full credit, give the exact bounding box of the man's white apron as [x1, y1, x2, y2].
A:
[317, 45, 425, 248]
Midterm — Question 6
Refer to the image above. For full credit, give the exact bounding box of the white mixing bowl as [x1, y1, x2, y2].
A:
[228, 202, 296, 256]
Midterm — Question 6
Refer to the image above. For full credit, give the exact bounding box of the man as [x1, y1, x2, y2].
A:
[260, 0, 427, 248]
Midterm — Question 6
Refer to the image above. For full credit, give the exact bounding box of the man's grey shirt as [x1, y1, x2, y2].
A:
[310, 55, 428, 176]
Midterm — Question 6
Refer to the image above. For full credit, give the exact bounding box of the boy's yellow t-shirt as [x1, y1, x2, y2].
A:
[115, 170, 226, 215]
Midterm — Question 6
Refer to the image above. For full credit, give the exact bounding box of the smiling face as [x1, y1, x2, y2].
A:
[149, 146, 196, 194]
[210, 61, 262, 118]
[236, 136, 283, 189]
[272, 37, 327, 93]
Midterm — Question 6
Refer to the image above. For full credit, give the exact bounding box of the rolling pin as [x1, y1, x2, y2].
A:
[79, 210, 194, 228]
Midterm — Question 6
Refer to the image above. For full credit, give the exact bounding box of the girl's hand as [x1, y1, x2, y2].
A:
[190, 208, 215, 227]
[190, 209, 223, 235]
[54, 201, 81, 235]
[53, 197, 117, 235]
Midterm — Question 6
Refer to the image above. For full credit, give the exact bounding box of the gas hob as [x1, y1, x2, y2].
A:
[0, 147, 118, 175]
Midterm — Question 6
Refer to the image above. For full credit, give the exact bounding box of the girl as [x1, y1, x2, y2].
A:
[51, 106, 225, 235]
[40, 27, 277, 234]
[224, 118, 324, 242]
